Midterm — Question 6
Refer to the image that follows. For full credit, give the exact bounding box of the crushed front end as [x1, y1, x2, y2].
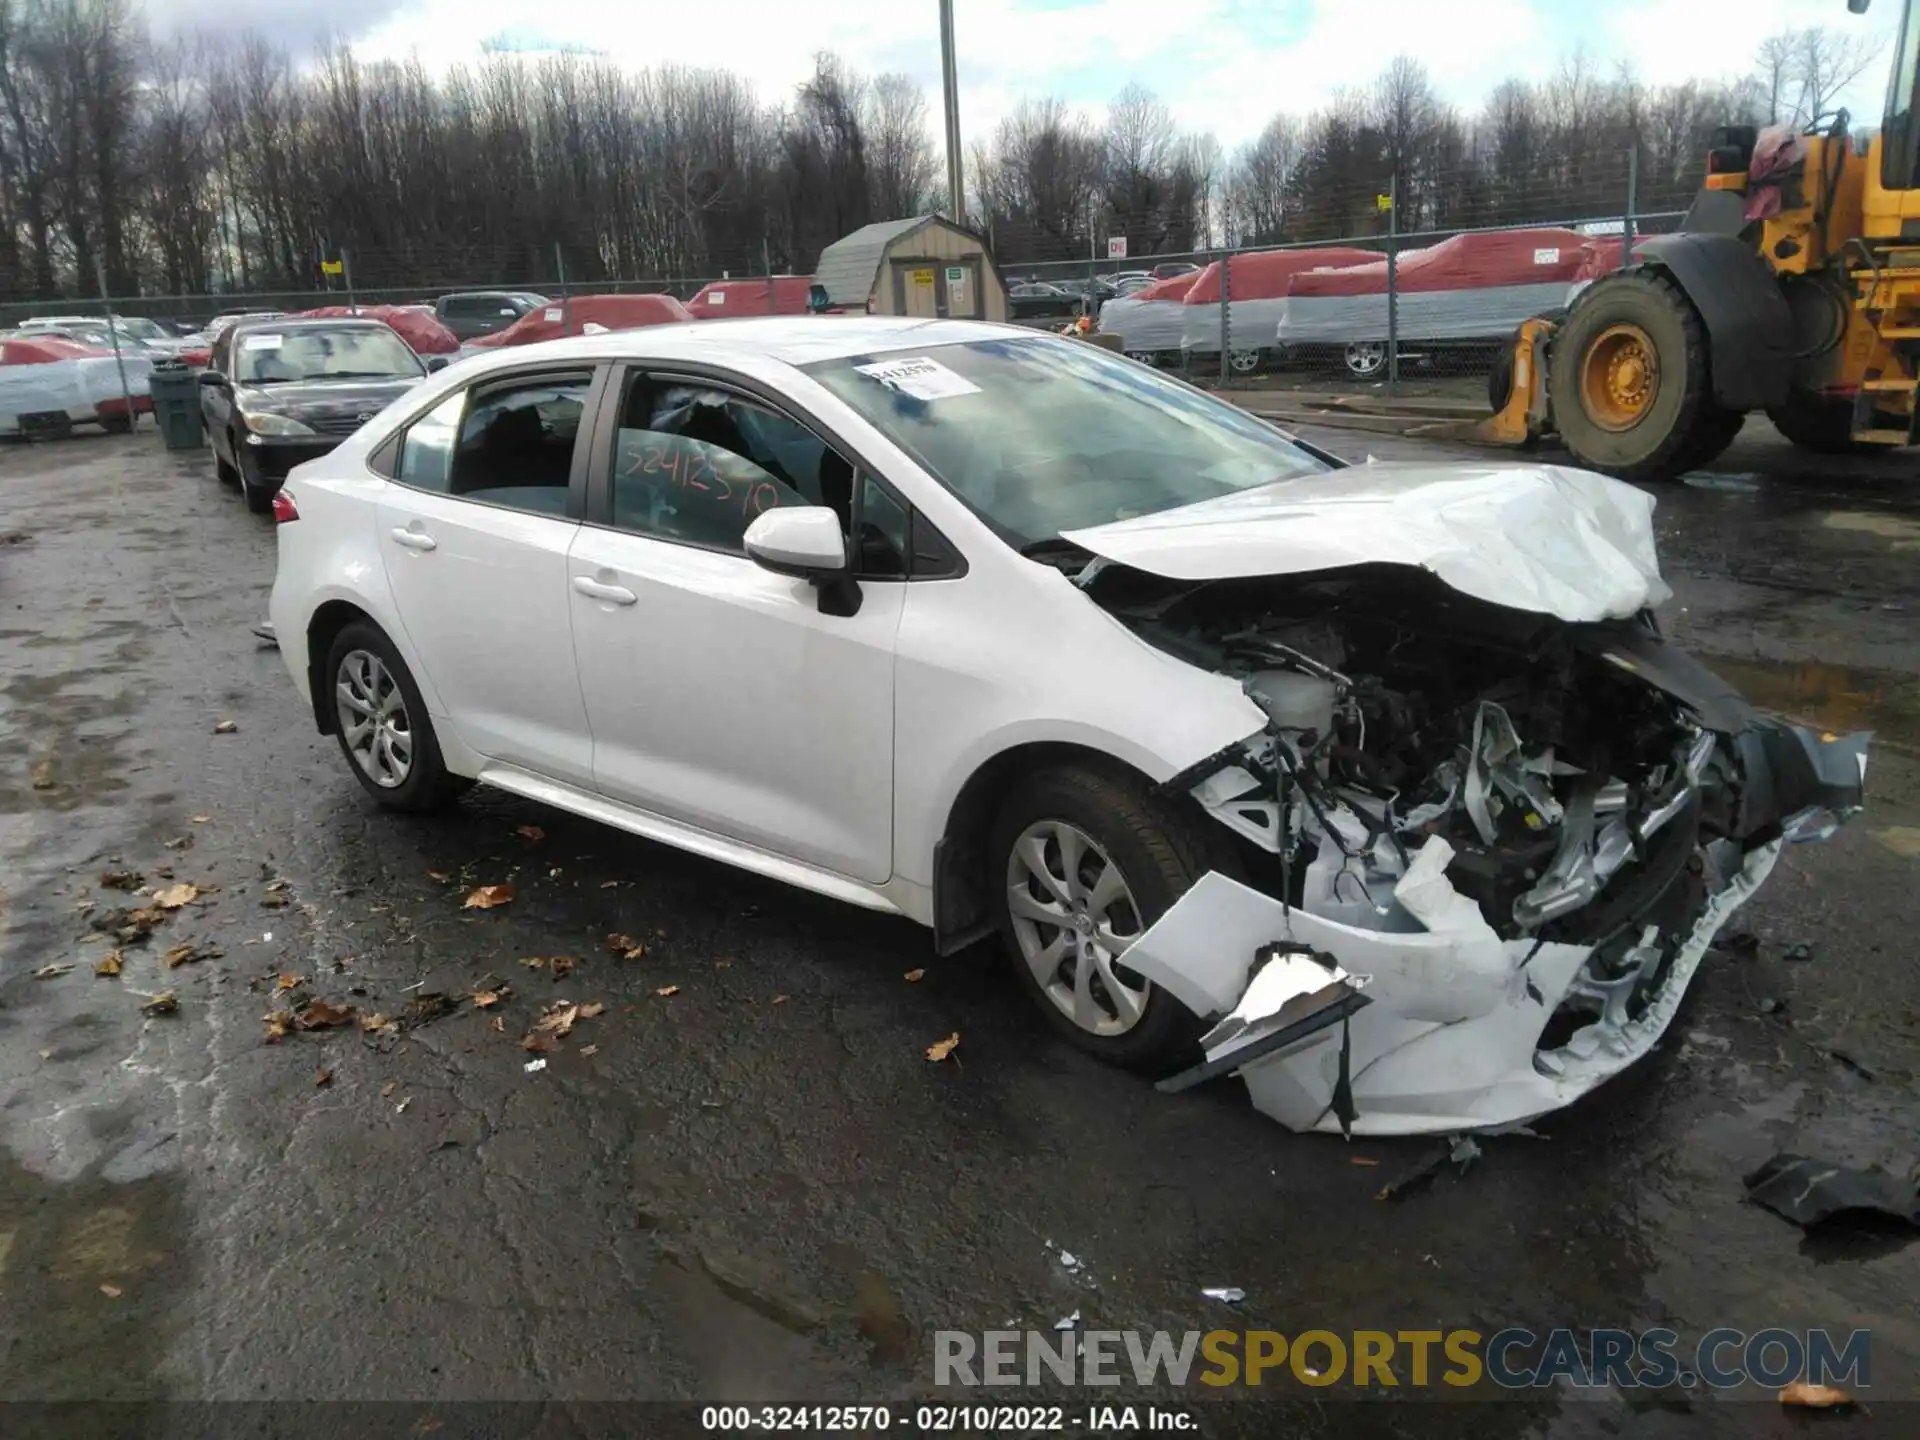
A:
[1095, 566, 1869, 1135]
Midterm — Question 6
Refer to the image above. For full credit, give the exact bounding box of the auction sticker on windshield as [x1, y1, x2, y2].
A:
[241, 334, 283, 349]
[852, 356, 981, 401]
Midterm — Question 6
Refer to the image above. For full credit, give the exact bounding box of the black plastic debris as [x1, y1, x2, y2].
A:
[1743, 1153, 1920, 1228]
[1377, 1136, 1482, 1202]
[1826, 1047, 1878, 1082]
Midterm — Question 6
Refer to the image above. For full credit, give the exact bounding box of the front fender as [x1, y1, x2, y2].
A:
[1635, 234, 1793, 410]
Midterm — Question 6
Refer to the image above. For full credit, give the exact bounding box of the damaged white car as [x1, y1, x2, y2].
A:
[269, 317, 1868, 1137]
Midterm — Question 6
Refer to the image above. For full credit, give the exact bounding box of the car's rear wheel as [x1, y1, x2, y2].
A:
[989, 764, 1233, 1073]
[325, 621, 470, 812]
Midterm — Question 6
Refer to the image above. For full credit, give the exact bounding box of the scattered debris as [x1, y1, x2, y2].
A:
[293, 998, 356, 1031]
[1350, 1156, 1379, 1167]
[521, 955, 577, 978]
[1053, 1311, 1081, 1331]
[30, 758, 56, 790]
[162, 943, 219, 969]
[1201, 1287, 1246, 1304]
[655, 985, 680, 998]
[471, 984, 511, 1009]
[278, 974, 306, 991]
[191, 814, 210, 824]
[1828, 1048, 1878, 1082]
[360, 1013, 399, 1035]
[462, 883, 514, 910]
[600, 880, 620, 889]
[516, 825, 545, 843]
[528, 1001, 586, 1042]
[381, 1082, 397, 1099]
[315, 1069, 333, 1088]
[1757, 996, 1789, 1016]
[1779, 1381, 1855, 1409]
[1782, 941, 1816, 964]
[99, 1284, 122, 1299]
[92, 906, 167, 945]
[772, 994, 790, 1005]
[31, 963, 72, 979]
[140, 992, 179, 1017]
[94, 951, 123, 977]
[524, 1058, 548, 1074]
[213, 719, 238, 735]
[578, 1001, 606, 1018]
[1715, 930, 1759, 958]
[165, 834, 193, 850]
[903, 968, 926, 983]
[99, 870, 143, 891]
[427, 870, 451, 884]
[252, 621, 277, 645]
[1744, 1153, 1920, 1229]
[606, 933, 646, 959]
[394, 1097, 411, 1114]
[152, 883, 199, 910]
[1377, 1136, 1482, 1201]
[490, 1015, 505, 1033]
[395, 992, 459, 1029]
[925, 1031, 961, 1063]
[579, 1044, 598, 1056]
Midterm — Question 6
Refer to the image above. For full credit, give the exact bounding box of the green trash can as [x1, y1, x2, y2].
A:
[149, 361, 203, 451]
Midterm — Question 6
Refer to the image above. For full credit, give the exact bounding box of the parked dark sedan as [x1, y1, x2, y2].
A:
[433, 290, 550, 341]
[199, 318, 443, 513]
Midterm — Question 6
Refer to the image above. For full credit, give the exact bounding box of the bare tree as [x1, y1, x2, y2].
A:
[864, 72, 935, 220]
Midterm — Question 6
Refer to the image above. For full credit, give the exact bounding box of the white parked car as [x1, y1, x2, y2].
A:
[267, 317, 1866, 1135]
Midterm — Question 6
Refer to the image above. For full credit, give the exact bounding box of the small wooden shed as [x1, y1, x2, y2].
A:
[812, 216, 1009, 322]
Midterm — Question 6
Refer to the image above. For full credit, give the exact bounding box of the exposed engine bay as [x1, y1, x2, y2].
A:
[1081, 562, 1870, 1135]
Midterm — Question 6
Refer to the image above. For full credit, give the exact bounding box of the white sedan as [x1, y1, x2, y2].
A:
[267, 317, 1867, 1135]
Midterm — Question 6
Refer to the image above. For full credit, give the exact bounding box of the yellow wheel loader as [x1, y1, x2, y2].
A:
[1490, 0, 1920, 481]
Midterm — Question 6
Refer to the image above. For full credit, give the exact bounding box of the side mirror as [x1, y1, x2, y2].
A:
[743, 506, 848, 579]
[425, 355, 450, 373]
[197, 370, 229, 389]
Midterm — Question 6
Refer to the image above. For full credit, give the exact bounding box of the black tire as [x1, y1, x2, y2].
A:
[215, 433, 240, 488]
[99, 413, 133, 435]
[988, 764, 1238, 1074]
[1765, 392, 1896, 454]
[1674, 405, 1746, 472]
[323, 620, 472, 813]
[1548, 271, 1711, 483]
[239, 454, 274, 515]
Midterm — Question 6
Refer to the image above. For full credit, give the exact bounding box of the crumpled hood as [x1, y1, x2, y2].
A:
[1060, 461, 1672, 623]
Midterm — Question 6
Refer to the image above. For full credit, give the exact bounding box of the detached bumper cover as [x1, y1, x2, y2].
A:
[1125, 720, 1867, 1136]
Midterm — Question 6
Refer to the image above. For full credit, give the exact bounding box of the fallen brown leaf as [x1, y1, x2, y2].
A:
[94, 951, 123, 977]
[265, 878, 289, 893]
[213, 719, 237, 734]
[32, 962, 72, 979]
[772, 994, 791, 1005]
[519, 1031, 556, 1053]
[99, 1283, 122, 1298]
[471, 986, 509, 1009]
[262, 1013, 290, 1041]
[359, 1012, 398, 1034]
[533, 1001, 581, 1038]
[30, 758, 55, 790]
[606, 932, 647, 959]
[925, 1031, 961, 1062]
[152, 883, 199, 910]
[462, 883, 515, 910]
[491, 1014, 506, 1033]
[381, 1081, 397, 1099]
[578, 1001, 606, 1018]
[191, 814, 211, 824]
[520, 954, 577, 978]
[655, 985, 680, 998]
[401, 993, 458, 1029]
[314, 1069, 332, 1088]
[99, 870, 143, 891]
[1779, 1382, 1853, 1409]
[579, 1043, 598, 1056]
[516, 825, 545, 843]
[294, 998, 356, 1031]
[903, 968, 926, 983]
[278, 974, 306, 990]
[141, 992, 179, 1017]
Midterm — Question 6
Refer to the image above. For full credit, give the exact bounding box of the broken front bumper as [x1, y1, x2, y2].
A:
[1123, 722, 1867, 1137]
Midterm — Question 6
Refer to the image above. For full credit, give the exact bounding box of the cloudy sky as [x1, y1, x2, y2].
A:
[144, 0, 1902, 146]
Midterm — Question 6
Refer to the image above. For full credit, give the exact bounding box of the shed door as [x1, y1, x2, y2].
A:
[942, 261, 983, 319]
[890, 259, 943, 319]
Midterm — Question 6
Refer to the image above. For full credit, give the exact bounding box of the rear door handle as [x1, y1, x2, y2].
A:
[389, 527, 437, 551]
[572, 575, 637, 606]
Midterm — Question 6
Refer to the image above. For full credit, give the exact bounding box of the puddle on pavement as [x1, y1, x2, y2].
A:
[1682, 472, 1763, 494]
[1698, 655, 1920, 754]
[0, 1147, 190, 1399]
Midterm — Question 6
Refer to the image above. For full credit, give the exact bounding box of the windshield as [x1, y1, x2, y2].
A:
[116, 317, 167, 340]
[801, 335, 1331, 547]
[234, 326, 423, 384]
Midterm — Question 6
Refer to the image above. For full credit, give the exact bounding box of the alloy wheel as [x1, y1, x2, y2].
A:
[335, 649, 413, 789]
[1005, 820, 1151, 1037]
[1345, 341, 1386, 377]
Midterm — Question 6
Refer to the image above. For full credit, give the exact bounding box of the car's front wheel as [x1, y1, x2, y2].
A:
[989, 765, 1234, 1073]
[325, 621, 471, 812]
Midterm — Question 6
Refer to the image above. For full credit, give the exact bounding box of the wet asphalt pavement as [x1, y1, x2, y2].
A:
[1, 417, 1918, 1438]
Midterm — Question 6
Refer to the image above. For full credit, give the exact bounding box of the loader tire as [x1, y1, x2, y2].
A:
[1766, 392, 1898, 454]
[1674, 405, 1747, 472]
[1548, 271, 1710, 483]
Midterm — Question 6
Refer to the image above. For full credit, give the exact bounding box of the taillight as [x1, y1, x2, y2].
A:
[271, 490, 299, 523]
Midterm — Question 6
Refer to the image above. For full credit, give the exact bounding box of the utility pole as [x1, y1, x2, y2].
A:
[938, 0, 965, 224]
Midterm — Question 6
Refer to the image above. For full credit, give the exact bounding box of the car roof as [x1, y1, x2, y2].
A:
[461, 315, 1041, 369]
[229, 316, 394, 335]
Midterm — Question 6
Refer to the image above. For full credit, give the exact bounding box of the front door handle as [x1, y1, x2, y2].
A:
[572, 575, 637, 606]
[389, 527, 437, 551]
